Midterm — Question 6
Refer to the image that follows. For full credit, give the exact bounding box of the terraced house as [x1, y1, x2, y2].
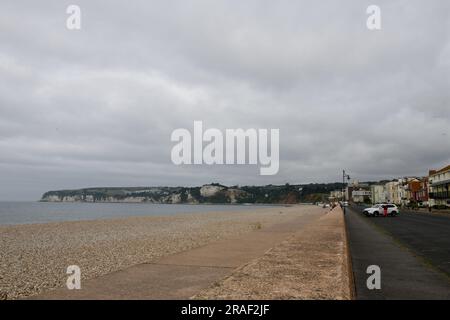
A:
[414, 177, 429, 206]
[370, 184, 387, 204]
[428, 165, 450, 208]
[385, 180, 400, 204]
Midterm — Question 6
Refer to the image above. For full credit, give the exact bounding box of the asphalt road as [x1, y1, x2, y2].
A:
[345, 205, 450, 299]
[363, 207, 450, 276]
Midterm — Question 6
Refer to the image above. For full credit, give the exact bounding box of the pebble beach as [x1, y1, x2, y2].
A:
[0, 206, 306, 299]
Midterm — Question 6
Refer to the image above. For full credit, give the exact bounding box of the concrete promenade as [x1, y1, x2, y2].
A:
[31, 205, 351, 300]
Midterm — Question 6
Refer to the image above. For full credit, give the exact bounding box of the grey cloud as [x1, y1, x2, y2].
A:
[0, 0, 449, 200]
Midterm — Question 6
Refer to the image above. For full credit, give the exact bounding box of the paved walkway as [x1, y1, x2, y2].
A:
[195, 208, 351, 300]
[31, 208, 325, 299]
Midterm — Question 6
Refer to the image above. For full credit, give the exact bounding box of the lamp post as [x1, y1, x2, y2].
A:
[342, 170, 351, 214]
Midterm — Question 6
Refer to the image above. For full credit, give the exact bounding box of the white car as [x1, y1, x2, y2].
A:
[363, 204, 399, 217]
[339, 201, 349, 207]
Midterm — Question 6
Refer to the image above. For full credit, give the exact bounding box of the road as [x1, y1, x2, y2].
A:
[364, 207, 450, 276]
[345, 205, 450, 299]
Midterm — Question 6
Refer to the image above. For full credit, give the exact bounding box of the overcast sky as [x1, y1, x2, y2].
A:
[1, 0, 449, 200]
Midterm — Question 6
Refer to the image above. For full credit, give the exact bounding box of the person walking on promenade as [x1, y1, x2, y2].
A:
[383, 205, 388, 217]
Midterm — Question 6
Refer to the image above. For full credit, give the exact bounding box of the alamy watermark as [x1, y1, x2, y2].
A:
[366, 5, 381, 30]
[66, 5, 81, 30]
[66, 265, 81, 290]
[171, 121, 279, 175]
[366, 265, 381, 290]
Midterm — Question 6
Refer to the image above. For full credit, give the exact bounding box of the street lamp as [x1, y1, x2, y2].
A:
[342, 170, 351, 214]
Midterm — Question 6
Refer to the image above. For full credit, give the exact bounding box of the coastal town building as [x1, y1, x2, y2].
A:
[383, 177, 421, 206]
[370, 184, 386, 204]
[397, 178, 408, 206]
[340, 180, 418, 205]
[329, 190, 343, 201]
[400, 177, 421, 206]
[345, 186, 353, 202]
[405, 178, 429, 206]
[428, 165, 450, 208]
[352, 189, 371, 203]
[327, 167, 448, 209]
[385, 180, 399, 204]
[349, 181, 371, 203]
[415, 177, 429, 205]
[406, 179, 421, 202]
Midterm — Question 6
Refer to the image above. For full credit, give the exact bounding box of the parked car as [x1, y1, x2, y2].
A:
[363, 204, 399, 217]
[339, 201, 349, 207]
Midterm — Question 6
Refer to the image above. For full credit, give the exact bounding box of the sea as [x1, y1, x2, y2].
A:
[0, 201, 275, 225]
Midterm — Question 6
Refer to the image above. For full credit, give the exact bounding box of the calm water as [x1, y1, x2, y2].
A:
[0, 202, 275, 225]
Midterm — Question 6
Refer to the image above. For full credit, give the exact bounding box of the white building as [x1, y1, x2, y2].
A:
[370, 185, 386, 204]
[329, 190, 343, 200]
[352, 190, 371, 203]
[385, 180, 400, 204]
[429, 165, 450, 208]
